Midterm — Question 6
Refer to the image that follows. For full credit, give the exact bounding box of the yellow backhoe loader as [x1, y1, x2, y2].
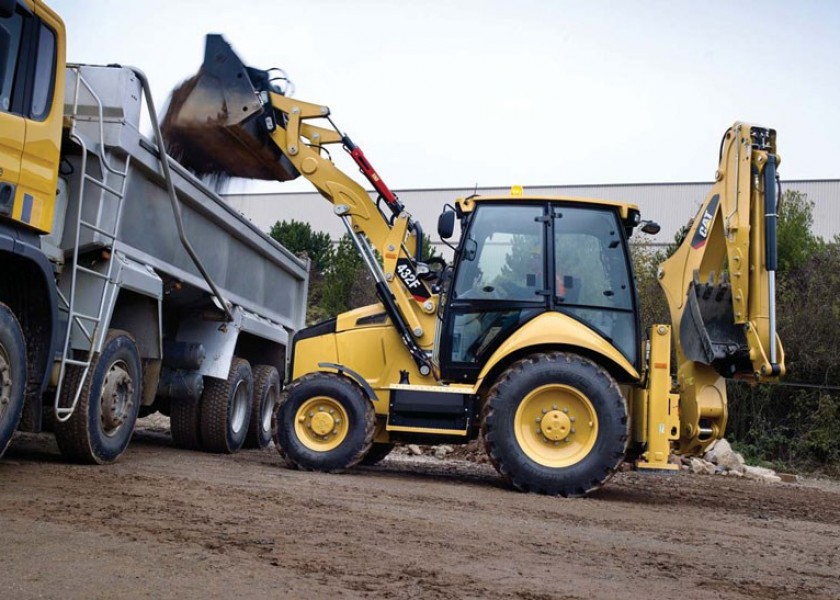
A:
[165, 36, 784, 496]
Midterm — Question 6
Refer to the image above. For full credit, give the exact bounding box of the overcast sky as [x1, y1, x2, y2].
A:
[52, 1, 839, 194]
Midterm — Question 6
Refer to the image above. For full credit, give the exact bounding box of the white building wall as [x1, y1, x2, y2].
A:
[223, 179, 839, 247]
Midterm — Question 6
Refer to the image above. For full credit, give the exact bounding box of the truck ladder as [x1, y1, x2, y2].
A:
[53, 66, 131, 422]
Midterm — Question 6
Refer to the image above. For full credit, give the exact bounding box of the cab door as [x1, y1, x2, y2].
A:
[0, 0, 63, 233]
[0, 5, 26, 218]
[438, 203, 549, 383]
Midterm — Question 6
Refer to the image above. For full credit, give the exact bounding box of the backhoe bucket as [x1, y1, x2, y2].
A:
[161, 34, 298, 182]
[679, 280, 751, 377]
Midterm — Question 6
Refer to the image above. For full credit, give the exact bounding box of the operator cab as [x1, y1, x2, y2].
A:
[434, 195, 642, 383]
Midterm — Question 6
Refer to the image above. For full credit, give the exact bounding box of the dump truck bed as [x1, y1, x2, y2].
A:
[58, 65, 308, 333]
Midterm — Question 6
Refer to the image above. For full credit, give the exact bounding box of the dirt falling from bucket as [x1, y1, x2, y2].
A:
[160, 75, 299, 188]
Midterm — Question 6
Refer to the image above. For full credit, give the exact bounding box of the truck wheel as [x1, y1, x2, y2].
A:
[360, 443, 395, 466]
[200, 357, 252, 453]
[244, 365, 280, 449]
[0, 303, 26, 458]
[170, 398, 202, 450]
[482, 352, 628, 497]
[274, 372, 375, 473]
[55, 330, 142, 464]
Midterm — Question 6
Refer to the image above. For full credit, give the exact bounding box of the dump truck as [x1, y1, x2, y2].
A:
[0, 1, 308, 464]
[163, 35, 784, 496]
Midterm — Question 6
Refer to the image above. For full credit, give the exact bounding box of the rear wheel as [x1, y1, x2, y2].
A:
[200, 358, 253, 453]
[274, 372, 375, 472]
[55, 330, 142, 464]
[244, 365, 280, 449]
[482, 352, 628, 497]
[170, 398, 202, 450]
[0, 303, 26, 458]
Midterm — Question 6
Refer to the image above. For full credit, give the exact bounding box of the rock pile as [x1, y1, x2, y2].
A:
[681, 438, 785, 484]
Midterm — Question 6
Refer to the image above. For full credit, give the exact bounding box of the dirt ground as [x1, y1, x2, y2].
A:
[2, 417, 839, 600]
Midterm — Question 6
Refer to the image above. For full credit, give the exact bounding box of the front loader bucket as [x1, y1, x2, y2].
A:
[161, 34, 298, 182]
[679, 279, 751, 377]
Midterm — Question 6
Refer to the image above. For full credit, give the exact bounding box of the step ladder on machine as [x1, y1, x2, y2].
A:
[53, 66, 131, 422]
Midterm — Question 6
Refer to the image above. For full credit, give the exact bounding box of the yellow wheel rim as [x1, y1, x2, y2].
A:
[513, 384, 598, 468]
[294, 396, 350, 452]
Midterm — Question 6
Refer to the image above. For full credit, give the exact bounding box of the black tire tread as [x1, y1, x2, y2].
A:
[200, 357, 252, 454]
[244, 364, 280, 449]
[0, 304, 26, 458]
[481, 351, 628, 497]
[170, 398, 202, 450]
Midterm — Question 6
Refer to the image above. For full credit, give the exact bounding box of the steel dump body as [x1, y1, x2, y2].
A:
[60, 65, 308, 333]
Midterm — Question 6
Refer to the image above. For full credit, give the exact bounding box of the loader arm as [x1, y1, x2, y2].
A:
[162, 35, 436, 376]
[658, 122, 785, 454]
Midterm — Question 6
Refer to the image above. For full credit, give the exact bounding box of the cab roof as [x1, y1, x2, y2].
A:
[456, 194, 640, 220]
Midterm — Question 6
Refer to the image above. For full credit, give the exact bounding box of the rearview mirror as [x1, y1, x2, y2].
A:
[438, 209, 455, 239]
[641, 220, 661, 235]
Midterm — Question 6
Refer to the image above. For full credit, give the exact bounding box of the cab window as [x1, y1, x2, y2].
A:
[0, 9, 23, 112]
[30, 23, 55, 120]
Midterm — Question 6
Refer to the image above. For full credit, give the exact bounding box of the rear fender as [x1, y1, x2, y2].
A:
[476, 312, 639, 389]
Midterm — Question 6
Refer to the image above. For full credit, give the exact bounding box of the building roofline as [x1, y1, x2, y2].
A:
[221, 178, 839, 198]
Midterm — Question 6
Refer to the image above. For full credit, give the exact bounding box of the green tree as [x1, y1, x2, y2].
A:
[776, 189, 823, 272]
[320, 234, 377, 318]
[269, 220, 334, 274]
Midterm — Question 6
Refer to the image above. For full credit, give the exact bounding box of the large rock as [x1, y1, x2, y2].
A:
[704, 438, 745, 473]
[690, 457, 716, 475]
[743, 465, 782, 484]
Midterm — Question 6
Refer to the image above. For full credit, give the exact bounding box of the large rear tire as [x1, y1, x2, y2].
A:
[200, 357, 253, 454]
[273, 372, 375, 472]
[482, 352, 628, 497]
[0, 303, 26, 458]
[55, 330, 142, 464]
[170, 398, 202, 450]
[244, 365, 280, 449]
[360, 442, 395, 466]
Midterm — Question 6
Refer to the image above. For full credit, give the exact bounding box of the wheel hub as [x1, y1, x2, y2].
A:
[100, 362, 133, 436]
[513, 384, 599, 468]
[540, 410, 571, 441]
[294, 396, 349, 452]
[310, 411, 335, 436]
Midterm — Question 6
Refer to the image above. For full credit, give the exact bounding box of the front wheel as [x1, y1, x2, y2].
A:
[0, 303, 26, 458]
[482, 352, 628, 497]
[273, 373, 375, 472]
[55, 330, 143, 464]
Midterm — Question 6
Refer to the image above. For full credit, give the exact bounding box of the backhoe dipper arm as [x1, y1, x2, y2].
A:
[657, 122, 785, 454]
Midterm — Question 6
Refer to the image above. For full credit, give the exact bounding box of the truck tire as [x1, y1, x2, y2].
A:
[0, 303, 26, 458]
[170, 398, 202, 450]
[274, 372, 375, 473]
[360, 443, 395, 466]
[482, 352, 628, 497]
[200, 357, 252, 453]
[55, 330, 142, 464]
[244, 365, 280, 449]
